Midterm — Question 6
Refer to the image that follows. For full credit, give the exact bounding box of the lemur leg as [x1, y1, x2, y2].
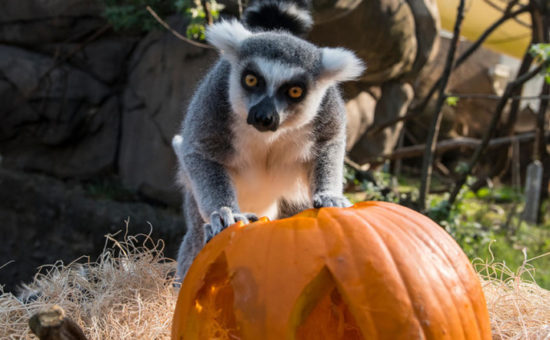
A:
[176, 189, 206, 282]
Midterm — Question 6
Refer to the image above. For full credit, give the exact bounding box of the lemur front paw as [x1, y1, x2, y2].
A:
[313, 193, 352, 208]
[205, 207, 258, 242]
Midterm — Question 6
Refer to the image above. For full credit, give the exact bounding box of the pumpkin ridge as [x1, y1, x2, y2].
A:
[328, 209, 422, 338]
[390, 203, 489, 338]
[319, 210, 380, 337]
[371, 209, 469, 340]
[358, 210, 433, 339]
[374, 204, 487, 338]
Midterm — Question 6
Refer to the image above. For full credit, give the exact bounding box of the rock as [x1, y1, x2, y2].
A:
[404, 0, 440, 80]
[312, 0, 363, 24]
[42, 37, 139, 84]
[309, 0, 417, 83]
[345, 88, 378, 150]
[412, 37, 503, 139]
[0, 0, 100, 22]
[119, 29, 218, 206]
[349, 81, 414, 164]
[309, 0, 440, 163]
[0, 17, 105, 46]
[0, 45, 109, 103]
[0, 168, 184, 294]
[0, 45, 118, 178]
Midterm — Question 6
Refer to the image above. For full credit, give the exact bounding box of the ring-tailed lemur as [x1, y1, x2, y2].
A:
[172, 0, 365, 279]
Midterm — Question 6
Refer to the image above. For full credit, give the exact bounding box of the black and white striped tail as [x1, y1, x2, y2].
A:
[242, 0, 313, 36]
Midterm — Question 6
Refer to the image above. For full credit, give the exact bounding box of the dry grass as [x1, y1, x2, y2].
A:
[475, 248, 550, 339]
[1, 233, 549, 339]
[0, 229, 177, 339]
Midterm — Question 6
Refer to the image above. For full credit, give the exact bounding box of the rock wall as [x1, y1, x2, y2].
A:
[0, 0, 219, 207]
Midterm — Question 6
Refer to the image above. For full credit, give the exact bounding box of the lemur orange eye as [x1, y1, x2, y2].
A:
[288, 86, 303, 99]
[244, 74, 258, 87]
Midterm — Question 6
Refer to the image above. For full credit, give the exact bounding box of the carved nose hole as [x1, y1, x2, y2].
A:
[293, 267, 364, 340]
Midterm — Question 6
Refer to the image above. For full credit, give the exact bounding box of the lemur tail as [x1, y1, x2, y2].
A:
[242, 0, 313, 36]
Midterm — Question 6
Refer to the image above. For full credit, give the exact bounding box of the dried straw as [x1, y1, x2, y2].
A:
[475, 247, 550, 340]
[1, 233, 549, 339]
[0, 227, 177, 340]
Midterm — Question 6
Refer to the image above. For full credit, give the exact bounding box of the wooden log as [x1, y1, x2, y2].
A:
[28, 305, 88, 340]
[363, 131, 549, 163]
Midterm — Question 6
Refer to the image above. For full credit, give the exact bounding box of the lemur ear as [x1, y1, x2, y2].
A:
[320, 47, 365, 83]
[206, 20, 252, 61]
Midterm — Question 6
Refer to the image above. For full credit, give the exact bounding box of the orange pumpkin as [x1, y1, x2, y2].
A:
[172, 201, 491, 340]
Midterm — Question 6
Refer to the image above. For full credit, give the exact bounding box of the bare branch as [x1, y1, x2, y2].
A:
[368, 131, 548, 162]
[146, 6, 214, 49]
[446, 93, 550, 100]
[201, 0, 213, 25]
[418, 0, 466, 211]
[448, 60, 549, 205]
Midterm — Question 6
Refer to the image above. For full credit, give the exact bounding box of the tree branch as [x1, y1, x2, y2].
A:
[146, 6, 213, 49]
[448, 60, 549, 205]
[366, 4, 531, 137]
[418, 0, 466, 211]
[368, 131, 548, 162]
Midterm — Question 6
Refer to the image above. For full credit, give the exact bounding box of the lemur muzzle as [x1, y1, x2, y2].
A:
[247, 96, 279, 132]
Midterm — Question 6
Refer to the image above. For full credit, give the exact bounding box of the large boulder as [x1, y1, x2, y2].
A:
[119, 29, 218, 206]
[411, 37, 506, 140]
[349, 81, 414, 164]
[310, 0, 440, 164]
[310, 0, 418, 83]
[0, 0, 103, 46]
[0, 45, 120, 178]
[0, 0, 100, 21]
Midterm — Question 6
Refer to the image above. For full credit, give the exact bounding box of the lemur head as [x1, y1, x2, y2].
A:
[207, 20, 365, 133]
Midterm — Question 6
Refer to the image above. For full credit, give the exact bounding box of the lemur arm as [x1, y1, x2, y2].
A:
[311, 136, 351, 208]
[181, 150, 257, 235]
[310, 87, 351, 208]
[182, 151, 240, 219]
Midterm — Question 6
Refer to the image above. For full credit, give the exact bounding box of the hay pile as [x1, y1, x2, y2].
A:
[0, 231, 177, 339]
[1, 233, 549, 339]
[475, 251, 550, 339]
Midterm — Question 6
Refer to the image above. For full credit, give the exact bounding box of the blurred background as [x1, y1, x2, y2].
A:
[1, 0, 549, 292]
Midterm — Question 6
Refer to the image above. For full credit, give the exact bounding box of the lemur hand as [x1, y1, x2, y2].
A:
[313, 192, 352, 208]
[205, 207, 258, 242]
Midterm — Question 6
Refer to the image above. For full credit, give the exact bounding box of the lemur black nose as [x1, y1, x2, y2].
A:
[247, 97, 279, 132]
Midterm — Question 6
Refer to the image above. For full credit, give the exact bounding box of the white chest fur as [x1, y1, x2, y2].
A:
[227, 122, 315, 219]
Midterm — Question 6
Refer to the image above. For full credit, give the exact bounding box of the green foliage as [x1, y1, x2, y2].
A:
[445, 95, 459, 107]
[427, 184, 550, 289]
[101, 0, 174, 32]
[530, 43, 550, 84]
[100, 0, 224, 40]
[180, 0, 224, 40]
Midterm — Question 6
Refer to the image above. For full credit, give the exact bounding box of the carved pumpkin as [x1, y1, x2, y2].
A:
[172, 201, 491, 340]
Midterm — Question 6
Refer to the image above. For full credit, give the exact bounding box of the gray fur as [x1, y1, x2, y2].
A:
[172, 4, 364, 280]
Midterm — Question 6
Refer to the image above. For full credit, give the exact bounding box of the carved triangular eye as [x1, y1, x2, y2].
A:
[292, 266, 364, 340]
[187, 253, 241, 339]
